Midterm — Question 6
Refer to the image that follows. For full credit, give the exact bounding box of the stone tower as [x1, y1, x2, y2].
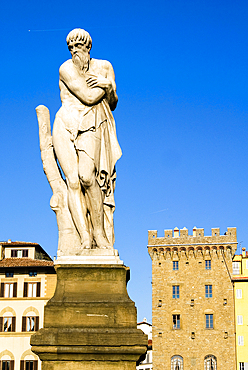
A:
[148, 226, 237, 370]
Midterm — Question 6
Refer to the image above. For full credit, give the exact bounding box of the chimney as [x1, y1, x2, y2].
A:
[174, 227, 179, 237]
[242, 247, 246, 257]
[193, 227, 197, 237]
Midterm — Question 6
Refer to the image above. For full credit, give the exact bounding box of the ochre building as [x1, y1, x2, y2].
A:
[148, 226, 237, 370]
[0, 240, 56, 370]
[232, 248, 248, 370]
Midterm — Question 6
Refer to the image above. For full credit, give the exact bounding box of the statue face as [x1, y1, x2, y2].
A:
[68, 41, 89, 57]
[68, 41, 90, 70]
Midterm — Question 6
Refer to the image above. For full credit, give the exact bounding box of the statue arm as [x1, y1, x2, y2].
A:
[59, 63, 105, 106]
[105, 61, 118, 111]
[86, 61, 118, 111]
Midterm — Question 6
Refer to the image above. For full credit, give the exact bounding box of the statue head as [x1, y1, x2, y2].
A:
[66, 28, 92, 70]
[66, 28, 92, 52]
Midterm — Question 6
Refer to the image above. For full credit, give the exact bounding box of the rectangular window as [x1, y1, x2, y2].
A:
[2, 361, 10, 370]
[4, 317, 13, 332]
[172, 285, 179, 299]
[239, 363, 244, 370]
[205, 260, 211, 270]
[23, 249, 28, 257]
[11, 250, 17, 257]
[29, 271, 37, 277]
[205, 314, 213, 329]
[205, 285, 212, 298]
[172, 314, 180, 329]
[5, 272, 14, 278]
[0, 283, 17, 298]
[237, 289, 242, 299]
[233, 262, 240, 275]
[246, 260, 248, 270]
[237, 315, 243, 325]
[1, 316, 16, 332]
[2, 361, 14, 370]
[23, 282, 41, 298]
[28, 283, 36, 297]
[24, 316, 39, 332]
[238, 336, 244, 346]
[173, 261, 179, 270]
[24, 361, 38, 370]
[5, 283, 13, 297]
[11, 249, 28, 258]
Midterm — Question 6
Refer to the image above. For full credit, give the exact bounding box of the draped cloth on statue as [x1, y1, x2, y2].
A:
[55, 97, 122, 244]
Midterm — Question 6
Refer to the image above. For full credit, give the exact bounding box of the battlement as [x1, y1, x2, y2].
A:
[148, 226, 237, 259]
[148, 226, 236, 244]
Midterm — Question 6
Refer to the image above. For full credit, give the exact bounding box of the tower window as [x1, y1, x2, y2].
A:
[204, 355, 217, 370]
[171, 355, 183, 370]
[173, 285, 180, 299]
[205, 285, 212, 298]
[172, 314, 180, 329]
[205, 260, 211, 270]
[173, 261, 179, 270]
[205, 314, 213, 329]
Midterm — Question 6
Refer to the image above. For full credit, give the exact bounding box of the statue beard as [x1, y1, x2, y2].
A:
[72, 52, 89, 71]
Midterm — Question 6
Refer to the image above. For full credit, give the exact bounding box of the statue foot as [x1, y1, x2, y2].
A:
[81, 231, 92, 249]
[94, 233, 111, 249]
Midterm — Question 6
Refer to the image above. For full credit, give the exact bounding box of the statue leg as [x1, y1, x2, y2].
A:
[52, 121, 91, 248]
[78, 151, 111, 249]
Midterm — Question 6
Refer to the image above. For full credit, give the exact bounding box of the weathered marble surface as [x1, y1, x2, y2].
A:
[36, 28, 122, 257]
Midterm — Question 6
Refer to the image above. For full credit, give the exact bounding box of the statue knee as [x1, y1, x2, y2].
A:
[79, 173, 94, 188]
[67, 177, 80, 190]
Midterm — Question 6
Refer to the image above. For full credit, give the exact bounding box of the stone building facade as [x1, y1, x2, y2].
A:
[148, 226, 237, 370]
[0, 240, 56, 370]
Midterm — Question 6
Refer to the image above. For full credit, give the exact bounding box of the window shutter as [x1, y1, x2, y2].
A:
[0, 283, 4, 297]
[237, 289, 242, 299]
[13, 282, 17, 297]
[35, 316, 39, 331]
[20, 360, 24, 370]
[34, 361, 38, 370]
[0, 317, 3, 332]
[238, 336, 244, 346]
[238, 315, 243, 325]
[36, 282, 41, 297]
[12, 317, 16, 332]
[23, 282, 28, 297]
[10, 360, 14, 370]
[11, 250, 17, 257]
[23, 250, 28, 258]
[22, 317, 26, 332]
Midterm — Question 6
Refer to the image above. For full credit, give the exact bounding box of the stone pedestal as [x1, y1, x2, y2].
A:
[31, 263, 147, 370]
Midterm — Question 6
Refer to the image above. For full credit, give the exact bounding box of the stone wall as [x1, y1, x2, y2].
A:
[148, 227, 237, 370]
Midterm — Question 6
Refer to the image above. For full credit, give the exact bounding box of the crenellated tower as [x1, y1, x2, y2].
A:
[148, 226, 237, 370]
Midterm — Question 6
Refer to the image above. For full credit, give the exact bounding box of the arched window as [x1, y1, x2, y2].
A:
[171, 355, 183, 370]
[204, 355, 217, 370]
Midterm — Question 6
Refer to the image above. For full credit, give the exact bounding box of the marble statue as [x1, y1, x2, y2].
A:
[36, 28, 122, 257]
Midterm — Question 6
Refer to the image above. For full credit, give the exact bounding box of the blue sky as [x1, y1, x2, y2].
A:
[1, 0, 248, 322]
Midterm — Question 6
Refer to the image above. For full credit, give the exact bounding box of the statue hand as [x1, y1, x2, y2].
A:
[86, 75, 111, 90]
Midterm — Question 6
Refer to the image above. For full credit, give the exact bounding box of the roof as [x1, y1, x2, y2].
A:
[137, 321, 152, 326]
[0, 258, 54, 267]
[0, 241, 40, 246]
[232, 276, 248, 281]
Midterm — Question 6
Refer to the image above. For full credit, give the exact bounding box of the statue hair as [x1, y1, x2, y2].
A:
[66, 28, 92, 51]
